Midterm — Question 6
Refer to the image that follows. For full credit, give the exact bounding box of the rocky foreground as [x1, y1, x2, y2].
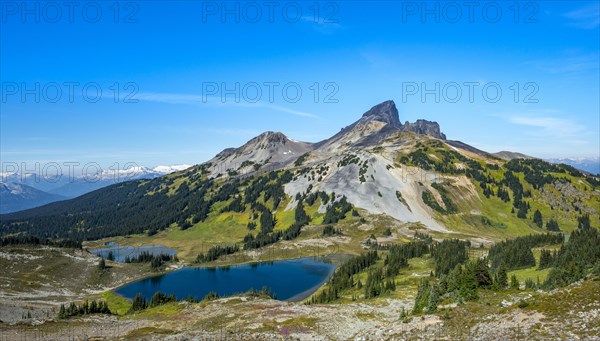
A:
[1, 276, 598, 340]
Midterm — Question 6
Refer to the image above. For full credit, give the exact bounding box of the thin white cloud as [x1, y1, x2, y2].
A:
[565, 3, 600, 29]
[136, 92, 320, 119]
[300, 16, 343, 34]
[507, 115, 587, 138]
[526, 53, 599, 74]
[136, 93, 204, 104]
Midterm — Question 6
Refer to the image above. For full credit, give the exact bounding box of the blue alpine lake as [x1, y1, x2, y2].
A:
[115, 257, 337, 302]
[89, 243, 177, 263]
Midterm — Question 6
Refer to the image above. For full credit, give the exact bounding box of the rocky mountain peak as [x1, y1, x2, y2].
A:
[361, 100, 402, 128]
[244, 131, 291, 150]
[402, 119, 446, 140]
[255, 131, 289, 144]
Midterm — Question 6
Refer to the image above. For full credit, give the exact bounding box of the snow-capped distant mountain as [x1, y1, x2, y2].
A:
[0, 182, 65, 214]
[0, 164, 193, 210]
[46, 164, 193, 198]
[545, 157, 600, 175]
[152, 164, 192, 173]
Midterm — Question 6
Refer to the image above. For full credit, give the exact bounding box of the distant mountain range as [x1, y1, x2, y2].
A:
[491, 152, 599, 175]
[544, 158, 600, 175]
[0, 182, 65, 214]
[0, 165, 191, 213]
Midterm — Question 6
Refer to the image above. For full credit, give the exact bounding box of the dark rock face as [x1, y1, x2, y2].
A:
[361, 100, 403, 128]
[260, 132, 289, 145]
[247, 131, 289, 149]
[402, 119, 446, 140]
[360, 101, 446, 140]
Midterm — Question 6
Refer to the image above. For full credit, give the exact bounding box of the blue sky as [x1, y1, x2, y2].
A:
[1, 1, 599, 170]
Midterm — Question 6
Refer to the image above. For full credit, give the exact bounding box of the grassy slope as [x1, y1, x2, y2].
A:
[84, 194, 329, 261]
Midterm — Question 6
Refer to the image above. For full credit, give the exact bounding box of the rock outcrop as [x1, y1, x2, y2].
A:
[402, 119, 446, 140]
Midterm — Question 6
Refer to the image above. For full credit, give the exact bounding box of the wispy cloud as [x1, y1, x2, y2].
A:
[300, 15, 343, 35]
[565, 3, 600, 29]
[507, 115, 587, 138]
[136, 92, 320, 119]
[525, 53, 599, 74]
[136, 93, 204, 104]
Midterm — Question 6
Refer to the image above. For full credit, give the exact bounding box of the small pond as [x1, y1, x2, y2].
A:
[90, 243, 177, 263]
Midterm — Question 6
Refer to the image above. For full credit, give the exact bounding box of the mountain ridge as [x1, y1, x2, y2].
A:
[1, 100, 598, 242]
[210, 100, 448, 177]
[0, 182, 66, 214]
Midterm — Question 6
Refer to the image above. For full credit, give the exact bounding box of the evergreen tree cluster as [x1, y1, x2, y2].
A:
[501, 170, 532, 219]
[496, 186, 510, 202]
[244, 197, 312, 249]
[149, 292, 177, 307]
[578, 214, 591, 230]
[281, 197, 311, 240]
[412, 278, 438, 314]
[421, 185, 457, 215]
[385, 241, 429, 277]
[421, 190, 444, 213]
[294, 153, 309, 167]
[130, 292, 178, 312]
[124, 251, 177, 269]
[304, 190, 329, 206]
[487, 233, 564, 271]
[546, 219, 560, 232]
[308, 251, 379, 304]
[411, 222, 597, 313]
[430, 239, 470, 276]
[259, 209, 276, 234]
[220, 196, 245, 213]
[58, 300, 111, 319]
[243, 230, 282, 249]
[504, 159, 570, 190]
[538, 249, 557, 270]
[435, 259, 490, 303]
[322, 225, 342, 237]
[195, 244, 240, 263]
[243, 171, 292, 209]
[322, 195, 352, 224]
[364, 267, 396, 298]
[0, 236, 81, 249]
[413, 232, 433, 244]
[544, 225, 600, 288]
[533, 209, 543, 228]
[130, 293, 147, 311]
[430, 183, 458, 214]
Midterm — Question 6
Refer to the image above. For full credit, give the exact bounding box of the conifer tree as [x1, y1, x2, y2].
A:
[425, 285, 439, 314]
[533, 209, 543, 228]
[546, 219, 560, 232]
[496, 266, 508, 289]
[510, 275, 520, 290]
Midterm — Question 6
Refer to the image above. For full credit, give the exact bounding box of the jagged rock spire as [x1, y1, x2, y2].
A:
[361, 100, 402, 128]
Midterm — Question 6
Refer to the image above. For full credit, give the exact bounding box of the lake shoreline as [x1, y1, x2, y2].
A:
[113, 255, 349, 303]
